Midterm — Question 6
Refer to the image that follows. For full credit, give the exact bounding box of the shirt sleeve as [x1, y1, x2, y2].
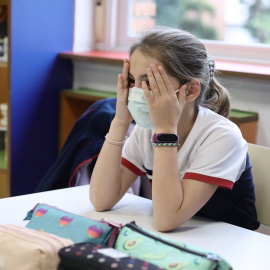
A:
[184, 122, 247, 189]
[121, 125, 147, 176]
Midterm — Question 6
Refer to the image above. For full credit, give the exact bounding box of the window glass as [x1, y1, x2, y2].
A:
[127, 0, 270, 46]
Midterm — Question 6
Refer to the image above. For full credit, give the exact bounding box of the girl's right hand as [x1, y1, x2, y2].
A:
[114, 59, 133, 127]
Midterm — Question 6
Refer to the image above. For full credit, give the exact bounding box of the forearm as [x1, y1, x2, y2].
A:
[152, 147, 185, 231]
[152, 146, 218, 232]
[90, 118, 130, 211]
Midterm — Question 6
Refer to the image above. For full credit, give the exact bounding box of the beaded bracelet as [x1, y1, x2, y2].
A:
[105, 133, 127, 146]
[153, 142, 180, 147]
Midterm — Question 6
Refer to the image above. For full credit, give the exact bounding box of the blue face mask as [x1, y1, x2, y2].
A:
[127, 87, 154, 129]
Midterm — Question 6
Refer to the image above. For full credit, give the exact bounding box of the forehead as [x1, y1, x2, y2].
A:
[129, 49, 162, 76]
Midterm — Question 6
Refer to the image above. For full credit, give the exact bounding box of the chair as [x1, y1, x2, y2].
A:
[248, 143, 270, 230]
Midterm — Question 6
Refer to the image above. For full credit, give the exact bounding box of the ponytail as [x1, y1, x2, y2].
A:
[200, 75, 231, 118]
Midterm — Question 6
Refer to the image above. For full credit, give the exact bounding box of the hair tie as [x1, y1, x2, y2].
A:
[207, 56, 215, 80]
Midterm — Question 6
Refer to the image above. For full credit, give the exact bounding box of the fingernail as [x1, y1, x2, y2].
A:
[147, 68, 151, 73]
[158, 66, 163, 71]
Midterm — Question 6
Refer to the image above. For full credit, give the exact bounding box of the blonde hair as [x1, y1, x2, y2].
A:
[129, 27, 231, 118]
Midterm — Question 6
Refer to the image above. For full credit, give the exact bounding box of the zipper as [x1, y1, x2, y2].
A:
[125, 222, 221, 264]
[25, 203, 118, 230]
[107, 227, 121, 247]
[100, 218, 122, 248]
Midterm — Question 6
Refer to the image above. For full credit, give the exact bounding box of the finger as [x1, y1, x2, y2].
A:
[157, 65, 176, 97]
[147, 67, 160, 97]
[122, 59, 130, 89]
[142, 81, 153, 103]
[117, 74, 123, 94]
[151, 64, 167, 95]
[117, 74, 129, 101]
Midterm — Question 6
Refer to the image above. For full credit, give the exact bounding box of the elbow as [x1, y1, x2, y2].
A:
[89, 193, 110, 212]
[154, 216, 183, 232]
[93, 206, 109, 212]
[155, 223, 175, 233]
[89, 194, 106, 212]
[91, 200, 110, 212]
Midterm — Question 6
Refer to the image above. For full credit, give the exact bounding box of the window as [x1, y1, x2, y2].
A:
[125, 0, 270, 46]
[96, 0, 270, 64]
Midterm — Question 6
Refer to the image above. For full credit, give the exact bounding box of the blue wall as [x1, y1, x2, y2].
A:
[10, 0, 74, 195]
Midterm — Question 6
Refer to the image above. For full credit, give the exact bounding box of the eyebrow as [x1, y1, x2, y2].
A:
[128, 72, 148, 80]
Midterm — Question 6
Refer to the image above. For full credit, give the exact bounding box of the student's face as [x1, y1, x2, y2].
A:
[128, 49, 180, 91]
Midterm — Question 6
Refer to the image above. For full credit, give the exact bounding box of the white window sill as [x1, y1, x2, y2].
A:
[59, 51, 270, 81]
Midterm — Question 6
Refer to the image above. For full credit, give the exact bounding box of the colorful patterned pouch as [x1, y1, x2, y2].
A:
[114, 222, 233, 270]
[24, 203, 121, 246]
[57, 242, 162, 270]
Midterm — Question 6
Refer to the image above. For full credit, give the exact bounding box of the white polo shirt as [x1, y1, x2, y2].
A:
[121, 105, 247, 190]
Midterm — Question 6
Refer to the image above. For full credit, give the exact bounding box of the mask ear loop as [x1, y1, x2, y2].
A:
[175, 83, 189, 103]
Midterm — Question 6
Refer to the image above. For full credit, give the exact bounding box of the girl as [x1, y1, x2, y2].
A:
[90, 27, 259, 232]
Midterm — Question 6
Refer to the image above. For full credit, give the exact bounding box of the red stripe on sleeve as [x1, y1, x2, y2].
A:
[121, 157, 146, 176]
[184, 172, 234, 190]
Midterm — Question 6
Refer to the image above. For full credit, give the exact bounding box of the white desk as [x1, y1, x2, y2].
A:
[0, 185, 269, 270]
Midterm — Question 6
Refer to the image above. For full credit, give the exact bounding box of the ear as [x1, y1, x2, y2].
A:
[185, 79, 201, 103]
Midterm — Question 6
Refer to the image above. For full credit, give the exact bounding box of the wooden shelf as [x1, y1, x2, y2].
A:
[0, 62, 8, 68]
[62, 88, 117, 100]
[59, 50, 270, 80]
[0, 0, 9, 6]
[230, 110, 258, 144]
[0, 149, 7, 169]
[0, 168, 9, 198]
[59, 89, 116, 151]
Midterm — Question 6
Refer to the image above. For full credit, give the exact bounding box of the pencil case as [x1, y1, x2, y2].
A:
[114, 221, 233, 270]
[24, 203, 121, 246]
[0, 224, 73, 270]
[57, 242, 161, 270]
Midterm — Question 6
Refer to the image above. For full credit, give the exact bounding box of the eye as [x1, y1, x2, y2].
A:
[128, 78, 135, 87]
[145, 81, 151, 90]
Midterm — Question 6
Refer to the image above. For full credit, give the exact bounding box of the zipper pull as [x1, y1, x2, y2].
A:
[207, 253, 220, 262]
[100, 218, 122, 228]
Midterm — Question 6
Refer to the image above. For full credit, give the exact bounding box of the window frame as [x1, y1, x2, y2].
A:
[95, 0, 270, 65]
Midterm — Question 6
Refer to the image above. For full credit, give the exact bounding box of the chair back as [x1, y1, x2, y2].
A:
[248, 143, 270, 227]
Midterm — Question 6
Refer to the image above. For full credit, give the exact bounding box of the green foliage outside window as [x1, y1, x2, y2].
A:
[155, 0, 270, 45]
[155, 0, 218, 40]
[240, 0, 270, 44]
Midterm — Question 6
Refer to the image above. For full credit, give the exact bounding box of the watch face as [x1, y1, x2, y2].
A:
[157, 134, 178, 142]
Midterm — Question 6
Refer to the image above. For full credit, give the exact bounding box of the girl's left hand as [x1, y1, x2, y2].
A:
[142, 64, 187, 134]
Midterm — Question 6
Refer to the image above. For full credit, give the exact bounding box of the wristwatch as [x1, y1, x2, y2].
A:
[152, 133, 179, 143]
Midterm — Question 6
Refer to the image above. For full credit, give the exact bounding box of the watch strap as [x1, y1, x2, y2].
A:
[152, 133, 179, 143]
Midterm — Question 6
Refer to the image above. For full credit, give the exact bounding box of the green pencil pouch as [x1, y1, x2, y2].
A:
[24, 203, 121, 246]
[114, 221, 233, 270]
